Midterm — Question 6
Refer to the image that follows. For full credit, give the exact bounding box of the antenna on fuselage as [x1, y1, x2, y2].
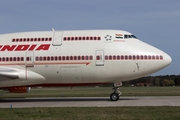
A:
[52, 28, 55, 31]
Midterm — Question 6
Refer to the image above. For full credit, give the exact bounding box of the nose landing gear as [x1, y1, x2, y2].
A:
[110, 82, 122, 101]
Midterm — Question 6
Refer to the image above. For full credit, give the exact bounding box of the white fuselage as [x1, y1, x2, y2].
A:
[0, 30, 171, 88]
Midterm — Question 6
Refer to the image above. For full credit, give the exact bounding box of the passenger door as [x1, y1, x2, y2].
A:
[95, 50, 104, 66]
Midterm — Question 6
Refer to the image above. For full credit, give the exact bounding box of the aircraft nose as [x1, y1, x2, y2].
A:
[163, 53, 172, 67]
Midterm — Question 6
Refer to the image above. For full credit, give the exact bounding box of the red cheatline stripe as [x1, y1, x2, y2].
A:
[35, 62, 91, 66]
[0, 62, 91, 66]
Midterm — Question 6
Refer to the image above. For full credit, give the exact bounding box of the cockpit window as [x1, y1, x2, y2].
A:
[129, 35, 132, 38]
[131, 35, 137, 38]
[124, 34, 137, 39]
[124, 35, 127, 39]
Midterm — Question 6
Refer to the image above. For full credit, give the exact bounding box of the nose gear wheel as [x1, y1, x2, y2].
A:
[110, 87, 122, 101]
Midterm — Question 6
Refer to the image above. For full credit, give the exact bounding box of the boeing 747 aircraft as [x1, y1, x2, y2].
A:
[0, 29, 171, 101]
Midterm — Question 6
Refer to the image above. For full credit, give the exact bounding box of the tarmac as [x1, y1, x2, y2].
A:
[0, 96, 180, 108]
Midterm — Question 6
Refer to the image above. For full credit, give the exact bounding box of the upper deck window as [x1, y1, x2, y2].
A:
[124, 35, 137, 39]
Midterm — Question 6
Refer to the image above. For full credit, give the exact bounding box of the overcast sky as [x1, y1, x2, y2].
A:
[0, 0, 179, 76]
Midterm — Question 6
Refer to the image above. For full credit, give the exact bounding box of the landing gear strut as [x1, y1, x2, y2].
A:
[110, 82, 122, 101]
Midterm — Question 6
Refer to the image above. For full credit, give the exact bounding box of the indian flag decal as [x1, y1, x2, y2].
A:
[115, 34, 123, 39]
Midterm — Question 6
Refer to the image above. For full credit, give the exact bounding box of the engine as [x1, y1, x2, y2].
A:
[7, 87, 31, 93]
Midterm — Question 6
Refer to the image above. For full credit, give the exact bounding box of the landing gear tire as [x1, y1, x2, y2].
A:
[110, 92, 119, 101]
[110, 86, 122, 101]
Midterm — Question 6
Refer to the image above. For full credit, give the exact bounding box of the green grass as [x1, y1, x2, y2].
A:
[1, 87, 180, 120]
[1, 86, 180, 98]
[0, 107, 180, 120]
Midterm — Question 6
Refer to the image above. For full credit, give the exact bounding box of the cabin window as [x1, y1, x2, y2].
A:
[13, 57, 16, 61]
[26, 57, 30, 61]
[96, 56, 100, 60]
[98, 37, 101, 40]
[66, 56, 69, 60]
[36, 57, 38, 61]
[54, 56, 57, 60]
[47, 56, 50, 61]
[90, 37, 93, 40]
[109, 55, 112, 60]
[125, 55, 128, 60]
[70, 56, 73, 60]
[78, 56, 81, 60]
[74, 56, 77, 60]
[94, 37, 97, 40]
[160, 55, 163, 60]
[121, 55, 124, 60]
[117, 55, 120, 60]
[43, 56, 46, 61]
[2, 57, 5, 61]
[62, 56, 65, 60]
[148, 55, 151, 60]
[113, 55, 116, 60]
[90, 56, 93, 60]
[59, 56, 61, 60]
[51, 56, 54, 61]
[133, 55, 136, 60]
[83, 37, 85, 40]
[152, 55, 155, 60]
[21, 57, 24, 61]
[156, 55, 159, 60]
[105, 55, 108, 60]
[40, 57, 42, 61]
[144, 55, 147, 60]
[136, 55, 139, 60]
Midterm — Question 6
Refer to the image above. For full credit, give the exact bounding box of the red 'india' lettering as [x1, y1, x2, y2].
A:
[15, 45, 30, 51]
[1, 45, 16, 51]
[28, 44, 37, 50]
[0, 44, 50, 51]
[36, 44, 50, 50]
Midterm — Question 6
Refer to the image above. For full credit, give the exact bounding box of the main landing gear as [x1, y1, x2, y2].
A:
[110, 82, 122, 101]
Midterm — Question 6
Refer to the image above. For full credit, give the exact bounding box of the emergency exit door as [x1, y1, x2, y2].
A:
[25, 51, 34, 67]
[52, 31, 63, 46]
[96, 50, 104, 66]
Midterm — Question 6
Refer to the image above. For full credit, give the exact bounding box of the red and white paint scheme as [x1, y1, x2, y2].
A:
[0, 29, 171, 101]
